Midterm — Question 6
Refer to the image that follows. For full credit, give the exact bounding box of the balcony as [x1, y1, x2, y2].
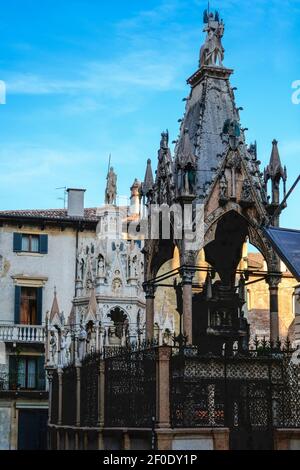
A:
[0, 324, 45, 344]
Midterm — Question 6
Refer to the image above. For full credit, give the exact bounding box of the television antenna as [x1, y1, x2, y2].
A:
[56, 186, 67, 209]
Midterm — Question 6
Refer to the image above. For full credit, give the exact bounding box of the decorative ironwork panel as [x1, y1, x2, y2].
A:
[62, 365, 77, 426]
[105, 347, 156, 428]
[81, 354, 100, 427]
[170, 346, 300, 439]
[226, 360, 269, 380]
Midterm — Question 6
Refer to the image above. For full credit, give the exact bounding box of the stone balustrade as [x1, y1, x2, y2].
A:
[0, 324, 45, 344]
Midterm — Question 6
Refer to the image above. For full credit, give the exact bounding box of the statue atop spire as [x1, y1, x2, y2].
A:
[105, 166, 117, 205]
[200, 9, 225, 68]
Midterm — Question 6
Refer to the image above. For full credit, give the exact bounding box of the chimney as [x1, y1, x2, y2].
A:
[67, 189, 86, 218]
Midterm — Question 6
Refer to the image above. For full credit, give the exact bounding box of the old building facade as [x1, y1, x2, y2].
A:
[0, 178, 151, 450]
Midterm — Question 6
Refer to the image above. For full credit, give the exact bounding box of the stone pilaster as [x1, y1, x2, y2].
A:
[180, 268, 195, 345]
[156, 346, 172, 429]
[98, 359, 105, 428]
[76, 366, 81, 427]
[46, 368, 55, 424]
[294, 286, 300, 345]
[144, 284, 156, 340]
[267, 274, 282, 342]
[58, 369, 63, 426]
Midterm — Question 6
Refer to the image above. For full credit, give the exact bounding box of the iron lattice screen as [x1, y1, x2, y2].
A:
[105, 347, 156, 428]
[62, 365, 77, 426]
[80, 353, 100, 427]
[170, 346, 300, 433]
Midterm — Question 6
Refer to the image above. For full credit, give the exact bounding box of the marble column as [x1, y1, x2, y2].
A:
[181, 268, 195, 345]
[294, 286, 300, 345]
[58, 369, 63, 426]
[156, 346, 172, 429]
[76, 366, 81, 427]
[267, 274, 282, 342]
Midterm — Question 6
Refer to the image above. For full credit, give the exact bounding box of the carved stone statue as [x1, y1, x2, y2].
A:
[200, 11, 225, 67]
[219, 172, 228, 202]
[98, 255, 105, 277]
[105, 167, 117, 205]
[160, 130, 169, 151]
[49, 330, 57, 363]
[78, 323, 87, 361]
[241, 179, 253, 205]
[60, 332, 67, 366]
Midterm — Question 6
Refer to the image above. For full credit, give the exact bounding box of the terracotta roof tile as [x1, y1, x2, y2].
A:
[0, 208, 99, 222]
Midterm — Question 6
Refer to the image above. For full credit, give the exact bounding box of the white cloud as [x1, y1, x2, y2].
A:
[0, 144, 96, 186]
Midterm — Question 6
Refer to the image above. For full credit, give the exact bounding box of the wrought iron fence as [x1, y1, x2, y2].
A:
[170, 341, 300, 435]
[81, 353, 100, 427]
[62, 365, 77, 426]
[105, 345, 157, 428]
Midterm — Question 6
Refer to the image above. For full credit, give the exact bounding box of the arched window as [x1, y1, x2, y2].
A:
[108, 308, 128, 339]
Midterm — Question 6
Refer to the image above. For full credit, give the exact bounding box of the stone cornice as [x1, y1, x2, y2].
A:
[187, 66, 234, 88]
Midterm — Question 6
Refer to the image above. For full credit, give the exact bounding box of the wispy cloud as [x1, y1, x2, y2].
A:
[0, 144, 96, 186]
[5, 0, 195, 104]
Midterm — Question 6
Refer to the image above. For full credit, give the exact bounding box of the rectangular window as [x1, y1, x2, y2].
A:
[15, 286, 43, 325]
[20, 287, 37, 325]
[13, 233, 48, 254]
[21, 234, 40, 253]
[9, 356, 40, 390]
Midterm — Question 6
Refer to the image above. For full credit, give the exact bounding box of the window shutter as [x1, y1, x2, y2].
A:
[37, 287, 43, 325]
[37, 356, 46, 390]
[14, 286, 21, 324]
[13, 233, 22, 252]
[39, 235, 48, 254]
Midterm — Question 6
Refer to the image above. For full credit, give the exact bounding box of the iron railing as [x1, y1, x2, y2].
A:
[170, 342, 300, 433]
[81, 353, 100, 427]
[104, 345, 157, 428]
[62, 365, 77, 426]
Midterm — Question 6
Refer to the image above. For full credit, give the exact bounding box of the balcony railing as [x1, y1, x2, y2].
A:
[0, 324, 45, 344]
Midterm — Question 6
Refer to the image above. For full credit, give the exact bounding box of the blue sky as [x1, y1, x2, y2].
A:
[0, 0, 299, 228]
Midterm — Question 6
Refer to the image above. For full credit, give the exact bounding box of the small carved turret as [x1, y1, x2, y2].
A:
[177, 128, 197, 196]
[142, 159, 154, 197]
[264, 140, 287, 226]
[130, 178, 141, 215]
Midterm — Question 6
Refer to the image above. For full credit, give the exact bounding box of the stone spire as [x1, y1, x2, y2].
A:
[50, 287, 60, 322]
[264, 140, 287, 226]
[177, 128, 196, 169]
[174, 9, 237, 201]
[87, 287, 97, 320]
[264, 140, 287, 203]
[142, 159, 154, 196]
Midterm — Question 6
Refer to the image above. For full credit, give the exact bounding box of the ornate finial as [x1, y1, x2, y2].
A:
[264, 139, 287, 207]
[199, 9, 225, 67]
[142, 159, 154, 196]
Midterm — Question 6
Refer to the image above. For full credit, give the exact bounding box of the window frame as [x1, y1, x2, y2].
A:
[21, 234, 40, 253]
[9, 356, 39, 390]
